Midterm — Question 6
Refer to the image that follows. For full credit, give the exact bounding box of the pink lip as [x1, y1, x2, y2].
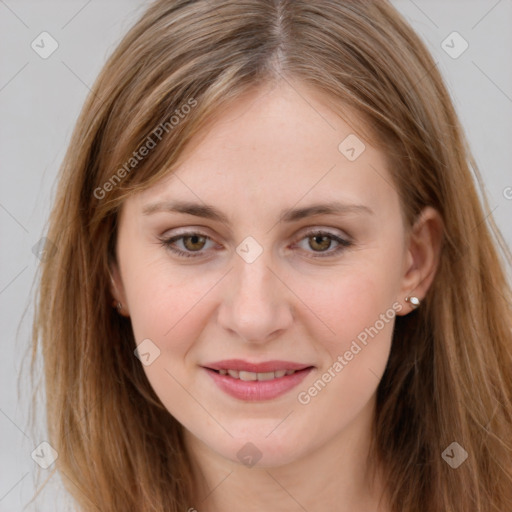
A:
[203, 359, 311, 373]
[202, 360, 314, 401]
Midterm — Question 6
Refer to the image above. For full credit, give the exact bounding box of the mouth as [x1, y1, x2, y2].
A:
[207, 368, 306, 381]
[201, 359, 315, 401]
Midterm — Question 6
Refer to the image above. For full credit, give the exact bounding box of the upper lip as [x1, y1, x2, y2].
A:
[203, 359, 313, 373]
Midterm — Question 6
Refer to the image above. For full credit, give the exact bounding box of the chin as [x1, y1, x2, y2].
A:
[204, 428, 308, 469]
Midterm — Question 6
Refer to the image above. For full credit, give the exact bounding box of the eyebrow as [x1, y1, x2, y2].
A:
[142, 199, 374, 223]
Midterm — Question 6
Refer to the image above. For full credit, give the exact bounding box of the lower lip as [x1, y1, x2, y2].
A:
[203, 367, 313, 401]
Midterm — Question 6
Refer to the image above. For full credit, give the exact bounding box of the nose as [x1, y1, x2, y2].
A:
[216, 249, 294, 345]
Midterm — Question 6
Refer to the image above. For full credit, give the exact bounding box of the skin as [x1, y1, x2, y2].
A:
[111, 79, 443, 511]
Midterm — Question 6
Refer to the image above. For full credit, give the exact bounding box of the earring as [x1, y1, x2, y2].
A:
[405, 296, 421, 309]
[112, 299, 123, 313]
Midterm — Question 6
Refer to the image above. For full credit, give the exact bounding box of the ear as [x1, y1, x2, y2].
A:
[109, 259, 130, 317]
[395, 206, 443, 315]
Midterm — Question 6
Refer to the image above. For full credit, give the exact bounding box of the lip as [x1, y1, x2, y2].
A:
[202, 360, 314, 401]
[203, 359, 312, 373]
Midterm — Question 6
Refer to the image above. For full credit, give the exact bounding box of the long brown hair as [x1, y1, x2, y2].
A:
[31, 1, 512, 510]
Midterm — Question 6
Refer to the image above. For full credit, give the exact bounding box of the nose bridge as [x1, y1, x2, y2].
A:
[217, 241, 292, 343]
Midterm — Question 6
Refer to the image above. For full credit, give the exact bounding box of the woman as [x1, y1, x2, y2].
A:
[31, 1, 512, 510]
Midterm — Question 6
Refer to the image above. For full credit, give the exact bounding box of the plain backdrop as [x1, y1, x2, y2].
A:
[1, 0, 511, 510]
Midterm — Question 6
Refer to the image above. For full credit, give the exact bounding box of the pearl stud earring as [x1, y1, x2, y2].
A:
[112, 299, 123, 313]
[405, 296, 421, 309]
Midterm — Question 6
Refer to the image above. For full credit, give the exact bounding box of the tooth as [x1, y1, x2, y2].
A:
[257, 371, 276, 381]
[239, 371, 258, 381]
[224, 369, 298, 380]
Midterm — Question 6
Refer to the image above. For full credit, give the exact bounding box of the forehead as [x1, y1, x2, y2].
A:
[127, 81, 397, 220]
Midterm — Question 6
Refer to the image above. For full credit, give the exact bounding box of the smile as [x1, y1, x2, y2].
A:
[202, 359, 314, 401]
[212, 369, 298, 380]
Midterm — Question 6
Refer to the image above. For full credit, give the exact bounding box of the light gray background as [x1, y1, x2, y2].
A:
[1, 1, 511, 510]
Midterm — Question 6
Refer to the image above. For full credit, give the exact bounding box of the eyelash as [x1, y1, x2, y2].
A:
[158, 229, 352, 259]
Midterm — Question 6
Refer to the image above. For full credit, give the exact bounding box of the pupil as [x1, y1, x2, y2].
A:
[312, 235, 329, 251]
[186, 235, 204, 250]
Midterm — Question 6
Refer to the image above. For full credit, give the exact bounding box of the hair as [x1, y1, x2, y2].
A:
[30, 0, 512, 510]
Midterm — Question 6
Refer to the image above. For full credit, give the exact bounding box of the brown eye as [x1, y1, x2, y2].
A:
[159, 232, 215, 258]
[294, 230, 352, 258]
[181, 234, 207, 252]
[308, 234, 333, 252]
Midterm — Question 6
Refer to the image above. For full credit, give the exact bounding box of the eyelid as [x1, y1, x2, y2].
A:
[158, 226, 353, 259]
[289, 229, 352, 256]
[294, 225, 351, 242]
[159, 225, 350, 242]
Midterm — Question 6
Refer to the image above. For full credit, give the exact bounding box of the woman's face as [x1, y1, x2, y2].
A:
[112, 81, 417, 467]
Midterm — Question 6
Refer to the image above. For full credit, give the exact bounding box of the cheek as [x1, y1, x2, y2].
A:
[292, 259, 402, 349]
[289, 245, 403, 401]
[123, 263, 219, 422]
[125, 259, 212, 352]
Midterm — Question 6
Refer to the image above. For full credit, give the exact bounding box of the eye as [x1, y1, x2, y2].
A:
[159, 231, 216, 258]
[292, 230, 352, 258]
[159, 229, 352, 259]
